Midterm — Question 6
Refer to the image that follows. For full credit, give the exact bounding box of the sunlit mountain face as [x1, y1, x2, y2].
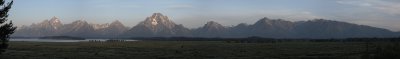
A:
[12, 13, 399, 39]
[123, 13, 191, 37]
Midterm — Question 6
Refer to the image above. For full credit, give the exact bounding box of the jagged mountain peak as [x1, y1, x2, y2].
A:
[13, 13, 398, 38]
[254, 17, 271, 25]
[68, 20, 90, 28]
[151, 13, 164, 17]
[125, 13, 190, 37]
[68, 20, 92, 30]
[307, 19, 337, 22]
[235, 23, 249, 28]
[256, 17, 271, 22]
[193, 21, 228, 37]
[205, 21, 220, 25]
[111, 20, 123, 25]
[112, 20, 121, 23]
[204, 21, 224, 28]
[298, 19, 355, 26]
[50, 16, 59, 21]
[256, 17, 289, 22]
[237, 23, 249, 26]
[109, 20, 127, 29]
[34, 16, 63, 30]
[311, 19, 331, 21]
[138, 13, 177, 29]
[49, 16, 62, 25]
[146, 13, 175, 26]
[253, 17, 293, 27]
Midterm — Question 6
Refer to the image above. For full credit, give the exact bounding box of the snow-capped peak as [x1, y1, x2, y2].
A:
[202, 21, 226, 31]
[50, 16, 62, 24]
[49, 16, 63, 29]
[151, 18, 158, 25]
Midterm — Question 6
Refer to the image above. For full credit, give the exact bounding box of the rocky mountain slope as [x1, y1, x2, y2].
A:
[12, 13, 399, 39]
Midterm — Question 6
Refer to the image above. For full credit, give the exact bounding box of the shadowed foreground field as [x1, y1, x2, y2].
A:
[0, 41, 398, 59]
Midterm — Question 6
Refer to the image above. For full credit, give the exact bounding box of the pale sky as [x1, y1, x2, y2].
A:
[8, 0, 400, 31]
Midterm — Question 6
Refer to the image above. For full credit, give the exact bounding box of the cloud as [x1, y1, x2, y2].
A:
[167, 4, 195, 9]
[336, 0, 372, 7]
[337, 0, 400, 15]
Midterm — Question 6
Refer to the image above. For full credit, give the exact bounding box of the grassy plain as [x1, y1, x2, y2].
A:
[0, 41, 398, 59]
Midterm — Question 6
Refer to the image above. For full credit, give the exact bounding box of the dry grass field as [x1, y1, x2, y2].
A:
[0, 41, 398, 59]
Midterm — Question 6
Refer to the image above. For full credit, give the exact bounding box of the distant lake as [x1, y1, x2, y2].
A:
[10, 39, 137, 42]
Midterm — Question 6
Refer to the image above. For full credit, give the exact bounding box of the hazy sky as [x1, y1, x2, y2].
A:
[8, 0, 400, 31]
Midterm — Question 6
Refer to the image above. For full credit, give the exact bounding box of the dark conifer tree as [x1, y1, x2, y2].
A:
[0, 0, 15, 54]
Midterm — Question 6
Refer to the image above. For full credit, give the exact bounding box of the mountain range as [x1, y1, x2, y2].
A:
[14, 16, 128, 38]
[12, 13, 400, 39]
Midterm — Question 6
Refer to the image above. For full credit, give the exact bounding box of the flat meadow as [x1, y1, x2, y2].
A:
[0, 41, 399, 59]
